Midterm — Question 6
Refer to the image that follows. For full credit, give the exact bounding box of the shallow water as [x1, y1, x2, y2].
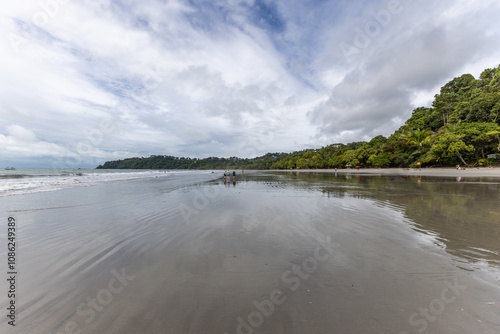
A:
[0, 171, 499, 333]
[0, 168, 209, 197]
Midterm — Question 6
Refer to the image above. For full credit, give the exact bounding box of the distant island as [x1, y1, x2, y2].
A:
[97, 65, 500, 170]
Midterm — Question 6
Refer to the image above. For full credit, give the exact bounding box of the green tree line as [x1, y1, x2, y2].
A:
[97, 65, 500, 170]
[96, 153, 288, 170]
[271, 65, 500, 169]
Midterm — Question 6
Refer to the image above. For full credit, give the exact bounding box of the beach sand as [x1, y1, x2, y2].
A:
[1, 172, 499, 333]
[286, 166, 500, 178]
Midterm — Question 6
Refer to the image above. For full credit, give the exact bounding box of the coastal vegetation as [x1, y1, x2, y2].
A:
[97, 65, 500, 170]
[96, 153, 287, 170]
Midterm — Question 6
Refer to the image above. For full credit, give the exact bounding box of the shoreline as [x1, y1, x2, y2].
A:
[264, 167, 500, 178]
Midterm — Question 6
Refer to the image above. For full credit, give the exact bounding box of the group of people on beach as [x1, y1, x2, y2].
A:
[224, 170, 236, 181]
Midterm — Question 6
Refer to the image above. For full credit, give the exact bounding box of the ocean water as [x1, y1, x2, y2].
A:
[0, 168, 217, 197]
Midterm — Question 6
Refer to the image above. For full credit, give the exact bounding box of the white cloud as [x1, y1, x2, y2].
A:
[6, 125, 37, 142]
[1, 0, 500, 167]
[0, 125, 69, 157]
[309, 0, 500, 142]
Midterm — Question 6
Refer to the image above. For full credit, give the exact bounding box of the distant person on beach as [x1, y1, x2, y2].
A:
[233, 170, 236, 181]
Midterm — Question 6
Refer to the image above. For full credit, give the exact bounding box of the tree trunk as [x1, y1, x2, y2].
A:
[481, 148, 486, 159]
[456, 151, 469, 167]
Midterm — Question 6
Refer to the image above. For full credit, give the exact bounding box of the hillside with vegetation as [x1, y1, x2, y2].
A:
[97, 65, 500, 170]
[271, 65, 500, 169]
[96, 153, 287, 170]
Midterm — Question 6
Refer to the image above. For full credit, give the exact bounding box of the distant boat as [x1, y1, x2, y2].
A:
[5, 167, 16, 170]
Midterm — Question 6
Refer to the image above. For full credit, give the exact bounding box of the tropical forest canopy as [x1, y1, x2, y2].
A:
[97, 65, 500, 170]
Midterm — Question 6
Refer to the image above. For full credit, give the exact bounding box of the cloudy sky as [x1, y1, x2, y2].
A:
[1, 0, 500, 168]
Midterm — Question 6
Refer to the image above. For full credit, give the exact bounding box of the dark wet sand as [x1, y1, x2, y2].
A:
[280, 167, 500, 178]
[1, 172, 500, 333]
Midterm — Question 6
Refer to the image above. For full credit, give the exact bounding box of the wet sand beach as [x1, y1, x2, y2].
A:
[1, 171, 499, 333]
[287, 167, 500, 178]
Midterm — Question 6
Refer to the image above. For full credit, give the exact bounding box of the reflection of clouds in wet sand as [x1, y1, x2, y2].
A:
[1, 172, 500, 333]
